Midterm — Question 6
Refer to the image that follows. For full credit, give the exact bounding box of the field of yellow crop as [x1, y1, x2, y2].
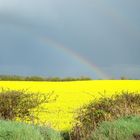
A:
[0, 80, 140, 130]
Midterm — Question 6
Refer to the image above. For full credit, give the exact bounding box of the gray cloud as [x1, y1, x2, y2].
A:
[103, 64, 140, 79]
[0, 0, 140, 78]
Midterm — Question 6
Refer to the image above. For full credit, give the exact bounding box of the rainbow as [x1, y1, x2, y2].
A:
[40, 37, 110, 79]
[10, 25, 110, 79]
[5, 1, 139, 79]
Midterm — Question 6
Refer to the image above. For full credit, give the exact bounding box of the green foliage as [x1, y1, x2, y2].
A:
[91, 115, 140, 140]
[0, 120, 42, 140]
[71, 92, 140, 140]
[38, 125, 62, 140]
[60, 131, 70, 140]
[0, 89, 53, 121]
[0, 75, 91, 81]
[0, 120, 62, 140]
[0, 75, 25, 81]
[25, 76, 45, 81]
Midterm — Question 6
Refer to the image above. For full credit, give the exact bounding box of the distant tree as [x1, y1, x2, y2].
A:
[0, 75, 92, 81]
[120, 76, 128, 80]
[25, 76, 44, 81]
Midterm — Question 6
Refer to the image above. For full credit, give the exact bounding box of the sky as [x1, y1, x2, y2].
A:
[0, 0, 140, 79]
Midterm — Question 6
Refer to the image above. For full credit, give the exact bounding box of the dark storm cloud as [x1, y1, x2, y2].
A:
[0, 0, 140, 78]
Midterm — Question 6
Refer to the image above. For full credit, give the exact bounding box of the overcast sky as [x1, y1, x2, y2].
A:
[0, 0, 140, 79]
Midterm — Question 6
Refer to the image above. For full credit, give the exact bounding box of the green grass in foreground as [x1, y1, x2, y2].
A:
[0, 120, 62, 140]
[92, 116, 140, 140]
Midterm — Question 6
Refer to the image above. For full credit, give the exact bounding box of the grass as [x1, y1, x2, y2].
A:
[92, 115, 140, 140]
[0, 120, 62, 140]
[0, 80, 140, 131]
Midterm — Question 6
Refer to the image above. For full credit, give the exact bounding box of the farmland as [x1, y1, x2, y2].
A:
[0, 80, 140, 131]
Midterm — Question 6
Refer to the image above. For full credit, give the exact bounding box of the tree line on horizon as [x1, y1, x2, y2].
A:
[0, 75, 137, 81]
[0, 75, 92, 81]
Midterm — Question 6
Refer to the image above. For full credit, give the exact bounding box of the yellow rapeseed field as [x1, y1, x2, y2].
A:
[0, 80, 140, 130]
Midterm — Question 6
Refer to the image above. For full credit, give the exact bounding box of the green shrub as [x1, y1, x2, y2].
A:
[60, 131, 70, 140]
[0, 89, 55, 121]
[71, 92, 140, 140]
[38, 126, 62, 140]
[0, 120, 62, 140]
[91, 115, 140, 140]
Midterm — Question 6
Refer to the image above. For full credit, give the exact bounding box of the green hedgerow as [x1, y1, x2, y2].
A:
[0, 89, 56, 121]
[71, 92, 140, 140]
